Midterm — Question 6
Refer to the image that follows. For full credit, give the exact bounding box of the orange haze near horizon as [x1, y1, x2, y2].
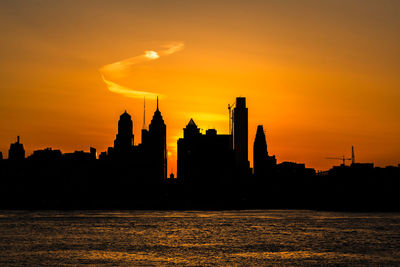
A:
[0, 0, 399, 173]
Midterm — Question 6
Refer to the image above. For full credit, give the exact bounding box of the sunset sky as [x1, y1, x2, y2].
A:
[0, 0, 399, 173]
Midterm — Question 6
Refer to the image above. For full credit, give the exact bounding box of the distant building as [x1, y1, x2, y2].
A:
[63, 148, 96, 160]
[178, 119, 234, 184]
[350, 162, 374, 169]
[276, 161, 316, 177]
[8, 136, 25, 160]
[233, 97, 250, 175]
[0, 151, 3, 160]
[29, 148, 62, 160]
[253, 125, 276, 178]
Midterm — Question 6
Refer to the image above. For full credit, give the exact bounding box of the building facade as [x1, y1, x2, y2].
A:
[177, 119, 234, 185]
[253, 125, 276, 178]
[233, 97, 250, 175]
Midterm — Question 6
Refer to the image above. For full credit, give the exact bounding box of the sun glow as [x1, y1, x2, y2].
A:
[145, 50, 159, 59]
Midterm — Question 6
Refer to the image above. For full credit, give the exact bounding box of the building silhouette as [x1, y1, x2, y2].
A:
[28, 148, 62, 161]
[233, 97, 250, 175]
[146, 98, 167, 182]
[0, 152, 3, 160]
[99, 99, 166, 184]
[64, 148, 96, 160]
[0, 95, 399, 211]
[177, 119, 234, 184]
[8, 136, 25, 160]
[253, 125, 276, 178]
[114, 111, 134, 155]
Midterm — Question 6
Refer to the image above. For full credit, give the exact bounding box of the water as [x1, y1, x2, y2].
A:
[0, 210, 399, 266]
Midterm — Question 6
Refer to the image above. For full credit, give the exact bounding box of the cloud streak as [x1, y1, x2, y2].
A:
[100, 42, 184, 99]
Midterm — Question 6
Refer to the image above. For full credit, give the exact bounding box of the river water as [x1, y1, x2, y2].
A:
[0, 210, 399, 266]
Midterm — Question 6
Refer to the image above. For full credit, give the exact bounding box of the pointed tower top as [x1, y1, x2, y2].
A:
[187, 118, 197, 127]
[121, 110, 131, 119]
[150, 96, 164, 126]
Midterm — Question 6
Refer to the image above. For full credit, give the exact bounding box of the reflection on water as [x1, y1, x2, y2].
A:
[0, 210, 399, 265]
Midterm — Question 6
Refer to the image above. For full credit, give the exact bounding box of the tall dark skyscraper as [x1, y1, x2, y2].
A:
[253, 125, 276, 177]
[8, 136, 25, 160]
[254, 125, 267, 172]
[114, 111, 134, 154]
[148, 98, 167, 182]
[233, 97, 250, 174]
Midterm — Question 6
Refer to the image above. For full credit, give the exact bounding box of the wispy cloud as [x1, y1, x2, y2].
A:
[100, 42, 184, 98]
[101, 75, 160, 98]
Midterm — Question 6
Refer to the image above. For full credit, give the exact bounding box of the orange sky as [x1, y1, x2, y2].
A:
[0, 0, 399, 173]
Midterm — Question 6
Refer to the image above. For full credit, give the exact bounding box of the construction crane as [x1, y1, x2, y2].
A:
[326, 146, 356, 166]
[227, 100, 236, 135]
[325, 156, 352, 166]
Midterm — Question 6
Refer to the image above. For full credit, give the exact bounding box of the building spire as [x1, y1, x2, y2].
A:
[156, 96, 159, 110]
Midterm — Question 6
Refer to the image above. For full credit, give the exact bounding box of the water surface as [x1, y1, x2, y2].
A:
[0, 210, 399, 265]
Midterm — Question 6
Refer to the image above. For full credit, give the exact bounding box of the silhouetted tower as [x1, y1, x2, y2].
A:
[114, 111, 134, 153]
[254, 125, 267, 176]
[351, 146, 355, 165]
[253, 125, 276, 177]
[8, 136, 25, 160]
[184, 119, 201, 138]
[233, 97, 249, 174]
[0, 151, 3, 160]
[148, 97, 167, 182]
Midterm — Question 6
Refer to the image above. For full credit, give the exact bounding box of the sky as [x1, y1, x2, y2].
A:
[0, 0, 399, 173]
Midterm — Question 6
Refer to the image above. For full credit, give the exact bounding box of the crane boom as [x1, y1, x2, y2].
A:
[325, 156, 352, 166]
[326, 146, 356, 166]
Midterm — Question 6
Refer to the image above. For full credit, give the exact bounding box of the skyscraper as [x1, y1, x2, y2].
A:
[114, 111, 134, 154]
[253, 125, 276, 177]
[8, 136, 25, 160]
[233, 97, 249, 175]
[148, 98, 167, 182]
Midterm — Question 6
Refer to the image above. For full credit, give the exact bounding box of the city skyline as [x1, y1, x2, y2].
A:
[1, 1, 400, 172]
[1, 95, 399, 173]
[1, 2, 400, 265]
[2, 96, 398, 174]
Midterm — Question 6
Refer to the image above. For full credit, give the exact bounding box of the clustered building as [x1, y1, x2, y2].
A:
[1, 96, 361, 184]
[98, 98, 167, 184]
[0, 96, 399, 210]
[177, 119, 234, 184]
